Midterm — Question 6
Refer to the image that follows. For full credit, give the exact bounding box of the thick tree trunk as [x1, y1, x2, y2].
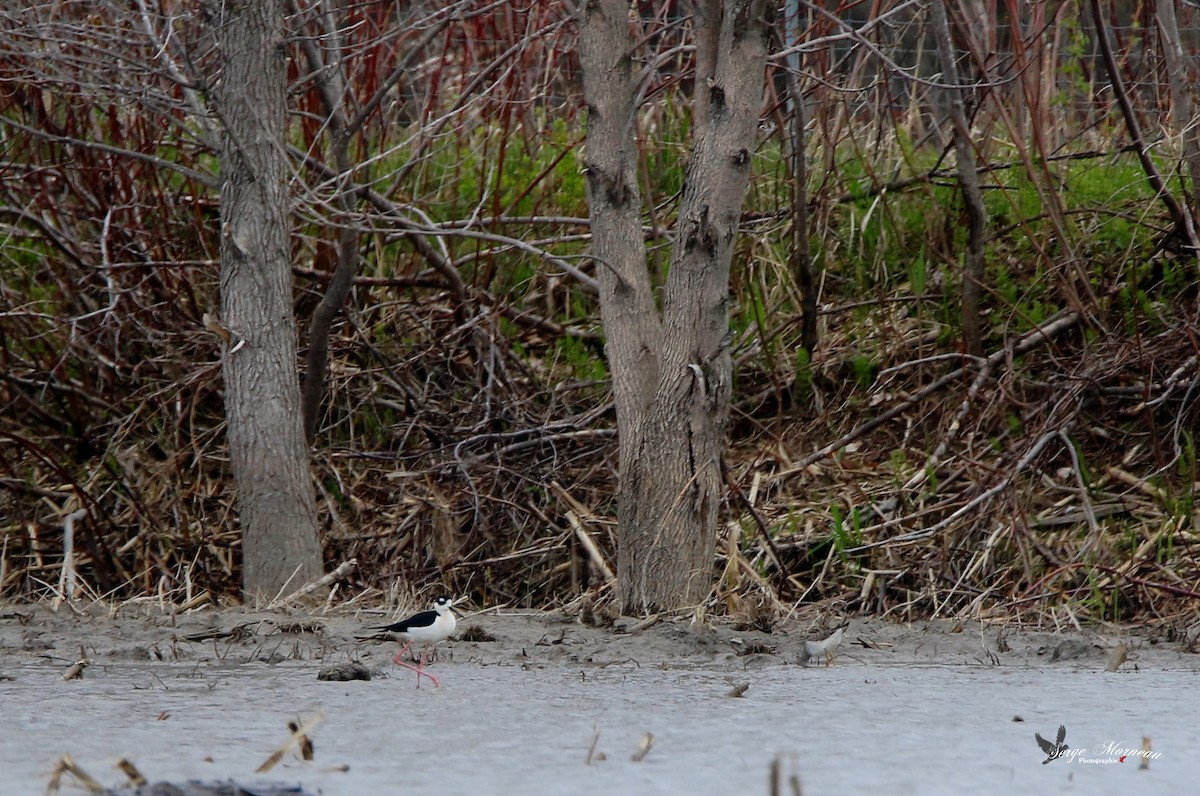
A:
[214, 0, 324, 600]
[578, 0, 665, 612]
[580, 0, 773, 614]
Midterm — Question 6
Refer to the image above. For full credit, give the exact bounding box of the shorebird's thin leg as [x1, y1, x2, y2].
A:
[412, 646, 440, 689]
[391, 642, 434, 688]
[391, 641, 414, 667]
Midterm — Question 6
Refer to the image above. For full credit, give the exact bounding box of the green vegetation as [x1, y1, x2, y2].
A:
[3, 2, 1198, 623]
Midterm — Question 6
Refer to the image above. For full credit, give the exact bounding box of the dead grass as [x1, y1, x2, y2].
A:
[2, 287, 1198, 636]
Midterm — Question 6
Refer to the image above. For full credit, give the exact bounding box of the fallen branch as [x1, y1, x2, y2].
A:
[267, 559, 357, 610]
[630, 732, 655, 762]
[565, 511, 617, 589]
[61, 655, 88, 681]
[256, 712, 325, 773]
[46, 754, 104, 795]
[585, 725, 604, 765]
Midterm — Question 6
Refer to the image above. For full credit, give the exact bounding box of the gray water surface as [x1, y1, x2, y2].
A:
[2, 659, 1193, 795]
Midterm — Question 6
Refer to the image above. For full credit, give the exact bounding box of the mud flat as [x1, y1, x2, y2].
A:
[1, 604, 1195, 794]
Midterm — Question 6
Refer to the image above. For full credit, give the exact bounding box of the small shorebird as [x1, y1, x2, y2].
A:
[371, 596, 461, 688]
[800, 624, 847, 666]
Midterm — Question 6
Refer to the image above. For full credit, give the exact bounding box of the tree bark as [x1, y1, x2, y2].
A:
[578, 0, 665, 612]
[213, 0, 324, 600]
[692, 0, 722, 132]
[580, 0, 773, 614]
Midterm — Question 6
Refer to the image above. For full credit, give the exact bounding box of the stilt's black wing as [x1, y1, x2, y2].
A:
[375, 609, 437, 634]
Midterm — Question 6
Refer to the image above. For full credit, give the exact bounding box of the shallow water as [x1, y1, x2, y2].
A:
[2, 658, 1193, 794]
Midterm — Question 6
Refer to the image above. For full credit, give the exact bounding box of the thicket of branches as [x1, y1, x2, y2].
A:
[1, 1, 1198, 629]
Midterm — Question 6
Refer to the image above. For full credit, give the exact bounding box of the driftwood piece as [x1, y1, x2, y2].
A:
[267, 559, 356, 609]
[256, 713, 324, 774]
[630, 732, 654, 762]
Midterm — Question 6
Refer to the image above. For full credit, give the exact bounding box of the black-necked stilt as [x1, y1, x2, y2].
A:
[372, 596, 460, 688]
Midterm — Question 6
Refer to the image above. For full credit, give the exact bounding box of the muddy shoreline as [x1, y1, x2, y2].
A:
[3, 602, 1196, 795]
[2, 600, 1194, 676]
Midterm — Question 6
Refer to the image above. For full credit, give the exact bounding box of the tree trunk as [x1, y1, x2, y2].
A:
[931, 0, 987, 357]
[578, 0, 664, 611]
[213, 0, 324, 600]
[579, 0, 773, 614]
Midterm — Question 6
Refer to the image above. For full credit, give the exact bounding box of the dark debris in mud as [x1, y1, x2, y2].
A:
[104, 782, 315, 796]
[48, 754, 317, 796]
[458, 624, 497, 642]
[317, 661, 370, 681]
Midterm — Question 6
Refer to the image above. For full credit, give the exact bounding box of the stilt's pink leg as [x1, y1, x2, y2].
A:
[392, 643, 441, 688]
[412, 647, 440, 689]
[392, 642, 426, 687]
[391, 642, 414, 666]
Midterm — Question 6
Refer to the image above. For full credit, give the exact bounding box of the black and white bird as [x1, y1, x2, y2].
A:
[372, 596, 461, 688]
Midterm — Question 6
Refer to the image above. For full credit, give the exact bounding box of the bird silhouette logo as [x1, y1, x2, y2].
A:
[1035, 725, 1069, 764]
